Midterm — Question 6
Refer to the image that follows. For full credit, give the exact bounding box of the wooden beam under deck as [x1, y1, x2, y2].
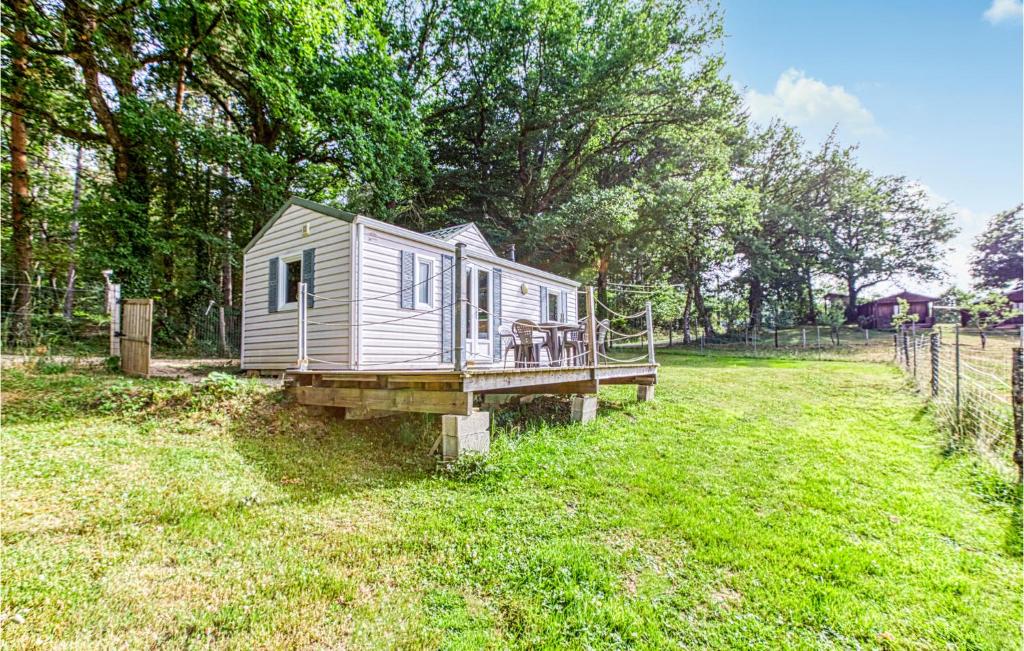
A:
[287, 364, 657, 414]
[295, 386, 473, 416]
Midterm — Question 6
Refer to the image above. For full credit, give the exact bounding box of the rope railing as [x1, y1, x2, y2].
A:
[294, 280, 658, 371]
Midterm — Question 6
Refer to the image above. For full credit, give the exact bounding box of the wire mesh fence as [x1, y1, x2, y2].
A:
[0, 282, 111, 355]
[897, 326, 1023, 481]
[1, 282, 240, 359]
[657, 324, 898, 362]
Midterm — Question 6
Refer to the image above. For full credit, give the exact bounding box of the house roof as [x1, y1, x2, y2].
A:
[1006, 288, 1023, 302]
[242, 196, 356, 254]
[861, 291, 938, 306]
[424, 222, 497, 256]
[424, 224, 475, 240]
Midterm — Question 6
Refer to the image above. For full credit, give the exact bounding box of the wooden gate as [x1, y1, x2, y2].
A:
[121, 299, 153, 377]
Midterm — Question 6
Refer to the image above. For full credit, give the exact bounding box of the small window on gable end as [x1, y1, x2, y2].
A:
[415, 256, 434, 309]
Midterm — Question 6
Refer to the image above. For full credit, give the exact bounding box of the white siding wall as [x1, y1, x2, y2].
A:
[242, 205, 351, 370]
[495, 264, 577, 365]
[359, 227, 448, 368]
[357, 224, 577, 369]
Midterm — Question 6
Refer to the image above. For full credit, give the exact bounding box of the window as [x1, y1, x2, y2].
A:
[477, 268, 489, 337]
[892, 303, 900, 316]
[548, 291, 560, 322]
[280, 256, 302, 309]
[415, 255, 434, 309]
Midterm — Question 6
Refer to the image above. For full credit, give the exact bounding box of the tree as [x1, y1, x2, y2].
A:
[5, 0, 34, 341]
[963, 291, 1018, 350]
[812, 152, 957, 322]
[405, 0, 734, 251]
[969, 205, 1023, 291]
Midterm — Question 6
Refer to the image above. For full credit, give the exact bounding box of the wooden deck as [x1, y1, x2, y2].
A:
[284, 363, 658, 416]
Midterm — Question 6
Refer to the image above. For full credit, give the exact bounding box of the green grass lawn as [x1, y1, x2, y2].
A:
[2, 353, 1021, 649]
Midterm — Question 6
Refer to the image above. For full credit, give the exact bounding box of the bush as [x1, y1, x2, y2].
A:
[437, 452, 496, 482]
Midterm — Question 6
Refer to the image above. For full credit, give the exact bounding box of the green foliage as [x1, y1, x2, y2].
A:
[890, 297, 920, 329]
[970, 205, 1023, 291]
[437, 452, 497, 482]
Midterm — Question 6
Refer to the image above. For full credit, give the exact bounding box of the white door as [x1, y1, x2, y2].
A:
[464, 265, 492, 361]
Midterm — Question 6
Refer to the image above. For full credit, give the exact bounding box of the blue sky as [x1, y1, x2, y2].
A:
[721, 0, 1023, 293]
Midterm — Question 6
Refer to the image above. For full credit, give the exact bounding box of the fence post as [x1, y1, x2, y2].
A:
[902, 329, 910, 368]
[586, 287, 598, 369]
[930, 332, 940, 397]
[912, 330, 918, 378]
[816, 326, 820, 348]
[645, 301, 655, 363]
[955, 325, 961, 429]
[802, 328, 806, 348]
[1013, 347, 1022, 483]
[453, 243, 466, 371]
[218, 305, 227, 357]
[296, 282, 307, 370]
[104, 279, 121, 358]
[700, 332, 704, 355]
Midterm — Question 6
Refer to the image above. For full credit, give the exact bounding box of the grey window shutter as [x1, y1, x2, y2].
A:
[268, 257, 279, 313]
[399, 250, 414, 309]
[303, 248, 315, 307]
[440, 254, 454, 362]
[492, 268, 502, 360]
[560, 290, 568, 322]
[539, 286, 548, 321]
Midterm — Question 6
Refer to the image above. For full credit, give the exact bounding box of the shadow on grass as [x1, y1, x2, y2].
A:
[227, 397, 438, 503]
[1006, 492, 1022, 558]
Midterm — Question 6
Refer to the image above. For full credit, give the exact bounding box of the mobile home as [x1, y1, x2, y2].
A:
[241, 197, 580, 373]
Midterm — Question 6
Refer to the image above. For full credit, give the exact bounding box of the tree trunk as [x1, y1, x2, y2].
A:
[805, 267, 817, 324]
[596, 253, 609, 321]
[682, 285, 693, 344]
[845, 280, 859, 324]
[693, 279, 714, 337]
[748, 276, 764, 329]
[64, 146, 84, 319]
[9, 0, 32, 343]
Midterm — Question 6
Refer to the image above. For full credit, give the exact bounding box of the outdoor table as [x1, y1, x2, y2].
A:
[537, 322, 579, 366]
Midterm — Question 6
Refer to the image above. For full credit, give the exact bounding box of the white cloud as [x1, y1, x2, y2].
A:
[983, 0, 1023, 24]
[744, 69, 879, 140]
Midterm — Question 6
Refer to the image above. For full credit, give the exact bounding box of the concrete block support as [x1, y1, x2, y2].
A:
[637, 385, 655, 402]
[442, 409, 491, 460]
[571, 395, 598, 423]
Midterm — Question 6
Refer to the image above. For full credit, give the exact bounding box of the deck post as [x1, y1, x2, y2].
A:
[586, 287, 599, 369]
[645, 301, 655, 363]
[296, 281, 308, 370]
[454, 243, 466, 371]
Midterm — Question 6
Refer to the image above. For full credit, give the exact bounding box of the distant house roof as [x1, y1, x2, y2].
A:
[861, 291, 938, 306]
[1006, 288, 1023, 302]
[823, 292, 847, 300]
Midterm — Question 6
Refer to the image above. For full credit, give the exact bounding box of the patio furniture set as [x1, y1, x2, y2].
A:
[500, 318, 610, 368]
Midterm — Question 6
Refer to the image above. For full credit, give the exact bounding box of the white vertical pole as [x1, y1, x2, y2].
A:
[297, 281, 308, 370]
[109, 283, 121, 357]
[645, 301, 655, 363]
[586, 287, 598, 368]
[454, 243, 466, 371]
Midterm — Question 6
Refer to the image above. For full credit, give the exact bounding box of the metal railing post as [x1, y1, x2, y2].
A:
[1013, 347, 1022, 483]
[296, 281, 308, 370]
[645, 301, 655, 363]
[930, 332, 940, 397]
[453, 243, 466, 371]
[586, 287, 599, 369]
